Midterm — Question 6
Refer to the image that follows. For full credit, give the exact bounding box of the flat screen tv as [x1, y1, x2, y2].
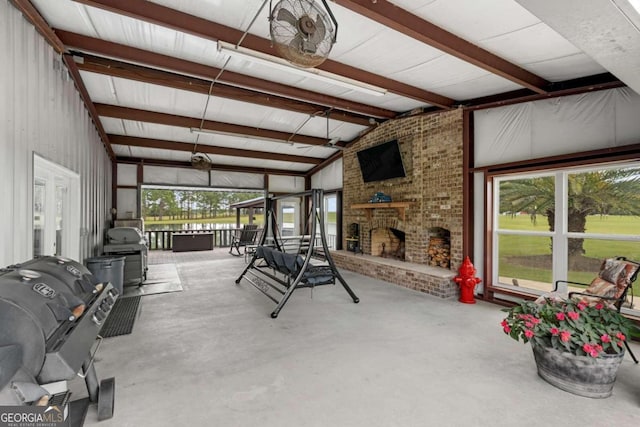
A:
[356, 139, 406, 183]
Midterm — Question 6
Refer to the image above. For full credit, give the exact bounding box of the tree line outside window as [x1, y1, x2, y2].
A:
[141, 188, 262, 220]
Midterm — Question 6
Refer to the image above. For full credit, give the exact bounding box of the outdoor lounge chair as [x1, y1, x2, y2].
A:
[548, 256, 640, 363]
[229, 224, 260, 256]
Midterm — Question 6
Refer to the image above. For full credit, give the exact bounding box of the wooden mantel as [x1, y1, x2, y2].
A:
[351, 202, 411, 221]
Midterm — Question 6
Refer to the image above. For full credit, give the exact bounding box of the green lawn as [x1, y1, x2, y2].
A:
[498, 214, 640, 235]
[497, 215, 640, 296]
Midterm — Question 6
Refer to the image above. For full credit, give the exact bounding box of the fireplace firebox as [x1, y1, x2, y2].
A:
[371, 227, 405, 261]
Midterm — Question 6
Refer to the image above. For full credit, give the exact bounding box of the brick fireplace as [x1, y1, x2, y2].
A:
[333, 109, 463, 298]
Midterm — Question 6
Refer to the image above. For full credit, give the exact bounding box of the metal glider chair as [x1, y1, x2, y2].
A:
[229, 224, 260, 256]
[548, 256, 640, 363]
[235, 189, 359, 318]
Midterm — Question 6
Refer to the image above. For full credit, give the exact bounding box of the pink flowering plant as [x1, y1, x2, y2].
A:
[501, 297, 639, 358]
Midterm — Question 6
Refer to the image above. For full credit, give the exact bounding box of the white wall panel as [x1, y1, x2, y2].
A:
[0, 2, 112, 265]
[311, 158, 343, 190]
[209, 171, 263, 189]
[143, 165, 209, 186]
[268, 175, 305, 193]
[118, 164, 138, 186]
[474, 87, 640, 167]
[117, 189, 138, 219]
[143, 166, 265, 189]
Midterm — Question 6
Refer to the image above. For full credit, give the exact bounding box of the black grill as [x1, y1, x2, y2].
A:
[0, 256, 117, 422]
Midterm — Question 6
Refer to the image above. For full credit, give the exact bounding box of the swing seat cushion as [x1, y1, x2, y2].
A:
[255, 246, 334, 286]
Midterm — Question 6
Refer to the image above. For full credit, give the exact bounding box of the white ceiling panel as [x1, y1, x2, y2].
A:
[33, 0, 227, 69]
[525, 53, 608, 82]
[31, 0, 100, 36]
[516, 0, 640, 95]
[480, 24, 607, 80]
[41, 1, 423, 113]
[111, 144, 132, 157]
[113, 145, 193, 162]
[80, 71, 209, 118]
[149, 0, 271, 36]
[102, 118, 338, 158]
[384, 0, 606, 83]
[202, 155, 310, 172]
[428, 74, 522, 101]
[390, 0, 540, 42]
[190, 131, 341, 157]
[101, 118, 195, 143]
[81, 71, 367, 141]
[114, 144, 310, 172]
[22, 0, 634, 180]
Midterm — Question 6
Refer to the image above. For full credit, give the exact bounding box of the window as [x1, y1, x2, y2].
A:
[492, 163, 640, 312]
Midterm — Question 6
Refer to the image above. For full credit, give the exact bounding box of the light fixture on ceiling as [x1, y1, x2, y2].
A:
[217, 41, 388, 97]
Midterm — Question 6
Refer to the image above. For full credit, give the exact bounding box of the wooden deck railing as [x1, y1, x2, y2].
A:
[144, 229, 337, 251]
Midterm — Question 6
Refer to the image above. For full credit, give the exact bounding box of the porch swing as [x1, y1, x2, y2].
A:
[235, 189, 359, 318]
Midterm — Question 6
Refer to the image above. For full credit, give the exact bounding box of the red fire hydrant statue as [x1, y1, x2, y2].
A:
[454, 256, 482, 304]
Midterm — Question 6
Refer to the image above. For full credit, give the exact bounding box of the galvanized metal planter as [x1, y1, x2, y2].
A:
[531, 341, 625, 398]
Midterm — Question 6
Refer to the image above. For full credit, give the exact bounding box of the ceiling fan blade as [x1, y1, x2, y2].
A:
[289, 33, 304, 51]
[276, 8, 298, 27]
[308, 14, 326, 49]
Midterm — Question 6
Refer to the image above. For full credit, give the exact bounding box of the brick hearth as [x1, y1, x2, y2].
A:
[332, 251, 457, 298]
[341, 109, 463, 298]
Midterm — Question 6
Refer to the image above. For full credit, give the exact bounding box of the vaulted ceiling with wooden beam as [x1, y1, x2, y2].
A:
[12, 0, 640, 176]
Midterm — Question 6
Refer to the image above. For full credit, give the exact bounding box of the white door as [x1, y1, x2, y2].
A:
[33, 155, 80, 260]
[278, 198, 300, 236]
[323, 194, 337, 249]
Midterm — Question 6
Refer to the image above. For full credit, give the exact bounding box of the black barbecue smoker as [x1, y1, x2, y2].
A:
[0, 256, 117, 425]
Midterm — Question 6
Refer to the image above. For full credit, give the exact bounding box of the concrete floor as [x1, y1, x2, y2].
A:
[79, 250, 640, 427]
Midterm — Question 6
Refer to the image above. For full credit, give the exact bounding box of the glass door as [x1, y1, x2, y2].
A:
[278, 198, 299, 237]
[33, 155, 80, 260]
[324, 193, 337, 249]
[33, 178, 46, 257]
[55, 180, 68, 256]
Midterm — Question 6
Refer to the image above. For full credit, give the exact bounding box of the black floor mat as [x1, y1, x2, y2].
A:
[100, 296, 141, 338]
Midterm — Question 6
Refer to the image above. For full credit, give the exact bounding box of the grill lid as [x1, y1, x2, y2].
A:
[107, 227, 144, 244]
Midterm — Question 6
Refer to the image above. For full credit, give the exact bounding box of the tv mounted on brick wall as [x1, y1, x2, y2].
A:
[356, 139, 406, 183]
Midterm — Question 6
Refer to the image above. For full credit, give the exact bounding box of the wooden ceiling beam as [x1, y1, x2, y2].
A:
[116, 156, 305, 176]
[72, 0, 455, 108]
[57, 30, 396, 120]
[95, 104, 331, 147]
[333, 0, 549, 94]
[109, 135, 322, 165]
[74, 54, 373, 127]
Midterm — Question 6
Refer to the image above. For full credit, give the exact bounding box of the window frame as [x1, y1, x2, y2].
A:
[488, 161, 640, 305]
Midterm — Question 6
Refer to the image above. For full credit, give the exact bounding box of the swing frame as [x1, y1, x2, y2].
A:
[235, 189, 359, 318]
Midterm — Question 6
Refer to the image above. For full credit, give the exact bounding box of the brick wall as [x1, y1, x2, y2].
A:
[340, 109, 464, 297]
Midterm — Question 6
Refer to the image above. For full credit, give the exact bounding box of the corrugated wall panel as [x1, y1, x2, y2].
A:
[0, 2, 112, 266]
